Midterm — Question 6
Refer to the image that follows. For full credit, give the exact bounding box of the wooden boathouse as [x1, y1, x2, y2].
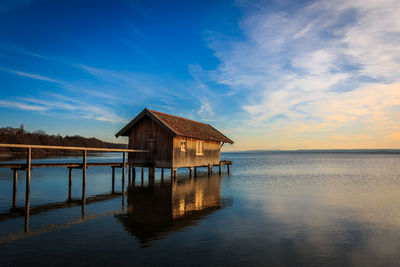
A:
[115, 108, 234, 177]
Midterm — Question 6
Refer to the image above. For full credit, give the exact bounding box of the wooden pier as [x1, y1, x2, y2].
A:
[0, 143, 232, 232]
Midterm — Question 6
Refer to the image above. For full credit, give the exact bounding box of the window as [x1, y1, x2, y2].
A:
[180, 141, 186, 152]
[196, 141, 203, 155]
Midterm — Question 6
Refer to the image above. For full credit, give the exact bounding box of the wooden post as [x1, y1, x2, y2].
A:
[170, 168, 174, 178]
[68, 167, 72, 201]
[122, 152, 126, 195]
[111, 166, 115, 193]
[82, 150, 87, 216]
[219, 163, 222, 175]
[12, 169, 18, 208]
[149, 167, 155, 186]
[128, 164, 131, 186]
[132, 167, 136, 186]
[141, 167, 144, 185]
[194, 167, 197, 177]
[173, 168, 177, 179]
[189, 167, 193, 178]
[208, 164, 212, 176]
[25, 147, 31, 232]
[161, 168, 164, 182]
[227, 164, 230, 174]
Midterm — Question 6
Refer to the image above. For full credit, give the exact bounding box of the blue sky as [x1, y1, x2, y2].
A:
[1, 0, 399, 150]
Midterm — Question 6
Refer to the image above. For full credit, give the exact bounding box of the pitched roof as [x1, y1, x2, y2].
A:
[115, 108, 234, 144]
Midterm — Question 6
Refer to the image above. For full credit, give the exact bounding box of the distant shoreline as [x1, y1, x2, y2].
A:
[223, 149, 400, 154]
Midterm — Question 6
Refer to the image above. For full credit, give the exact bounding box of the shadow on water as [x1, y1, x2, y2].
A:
[117, 173, 232, 247]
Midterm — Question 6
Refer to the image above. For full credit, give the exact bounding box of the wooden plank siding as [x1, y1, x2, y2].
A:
[172, 136, 221, 168]
[128, 115, 173, 168]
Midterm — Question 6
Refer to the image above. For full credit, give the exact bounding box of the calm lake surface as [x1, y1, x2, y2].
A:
[1, 152, 400, 266]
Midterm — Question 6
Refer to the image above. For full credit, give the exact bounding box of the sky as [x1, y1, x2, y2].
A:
[0, 0, 399, 151]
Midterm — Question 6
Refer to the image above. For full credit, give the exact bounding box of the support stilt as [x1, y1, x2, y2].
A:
[219, 163, 222, 175]
[25, 147, 31, 232]
[12, 169, 18, 208]
[68, 167, 72, 201]
[141, 167, 144, 185]
[122, 152, 126, 196]
[128, 164, 131, 187]
[82, 150, 87, 216]
[149, 166, 155, 186]
[132, 167, 136, 185]
[112, 166, 115, 194]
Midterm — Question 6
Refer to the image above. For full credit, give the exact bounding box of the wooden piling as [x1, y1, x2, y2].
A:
[132, 166, 136, 184]
[25, 147, 31, 232]
[227, 164, 230, 174]
[12, 169, 18, 208]
[161, 168, 164, 182]
[208, 164, 212, 176]
[141, 167, 144, 185]
[111, 166, 115, 193]
[82, 150, 87, 215]
[219, 163, 222, 175]
[189, 167, 193, 178]
[194, 167, 197, 177]
[68, 167, 72, 201]
[149, 167, 155, 186]
[128, 164, 131, 186]
[122, 152, 126, 195]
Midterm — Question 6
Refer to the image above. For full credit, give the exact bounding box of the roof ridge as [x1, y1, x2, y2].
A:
[148, 109, 211, 126]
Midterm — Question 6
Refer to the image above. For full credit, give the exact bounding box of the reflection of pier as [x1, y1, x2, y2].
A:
[116, 175, 231, 247]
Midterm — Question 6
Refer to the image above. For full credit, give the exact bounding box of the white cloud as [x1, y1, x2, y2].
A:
[0, 100, 48, 111]
[209, 0, 400, 139]
[1, 95, 127, 124]
[0, 67, 59, 83]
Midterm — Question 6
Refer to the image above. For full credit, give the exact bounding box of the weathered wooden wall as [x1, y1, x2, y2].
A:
[128, 115, 173, 168]
[172, 136, 220, 168]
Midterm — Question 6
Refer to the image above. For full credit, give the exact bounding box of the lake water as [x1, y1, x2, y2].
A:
[1, 152, 400, 266]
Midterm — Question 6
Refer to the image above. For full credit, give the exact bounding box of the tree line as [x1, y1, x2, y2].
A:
[0, 125, 127, 160]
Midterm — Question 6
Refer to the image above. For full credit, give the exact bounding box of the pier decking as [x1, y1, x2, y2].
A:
[0, 143, 232, 232]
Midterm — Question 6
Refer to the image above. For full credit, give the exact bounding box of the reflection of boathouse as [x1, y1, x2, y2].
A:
[116, 176, 230, 246]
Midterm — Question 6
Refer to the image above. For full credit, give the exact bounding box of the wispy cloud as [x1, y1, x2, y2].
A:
[1, 94, 127, 124]
[208, 0, 400, 147]
[0, 100, 48, 111]
[0, 67, 59, 83]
